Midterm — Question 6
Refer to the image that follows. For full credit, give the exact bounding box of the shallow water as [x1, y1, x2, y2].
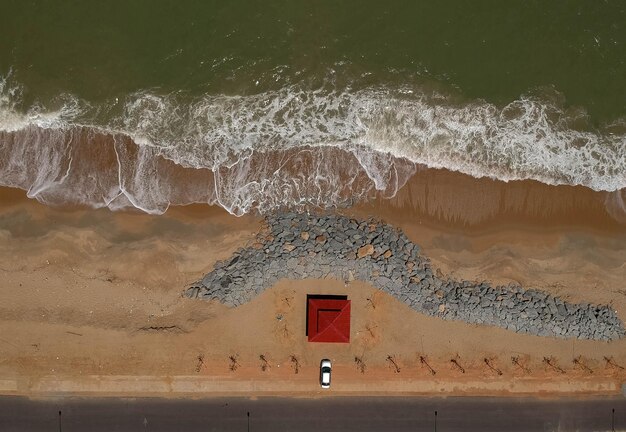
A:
[1, 1, 624, 216]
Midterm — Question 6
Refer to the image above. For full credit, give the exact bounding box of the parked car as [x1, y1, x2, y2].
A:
[320, 359, 332, 388]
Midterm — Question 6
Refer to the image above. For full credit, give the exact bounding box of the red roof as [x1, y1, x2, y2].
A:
[307, 298, 351, 343]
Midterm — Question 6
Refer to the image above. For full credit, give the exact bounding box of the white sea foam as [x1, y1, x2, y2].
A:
[0, 75, 85, 132]
[117, 86, 625, 192]
[1, 76, 625, 216]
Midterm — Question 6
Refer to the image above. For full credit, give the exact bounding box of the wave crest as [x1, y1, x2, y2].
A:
[1, 76, 625, 216]
[113, 86, 625, 192]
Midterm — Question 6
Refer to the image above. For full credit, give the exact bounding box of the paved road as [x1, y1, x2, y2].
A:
[0, 395, 624, 432]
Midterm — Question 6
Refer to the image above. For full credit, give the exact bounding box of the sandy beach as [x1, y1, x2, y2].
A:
[0, 167, 624, 397]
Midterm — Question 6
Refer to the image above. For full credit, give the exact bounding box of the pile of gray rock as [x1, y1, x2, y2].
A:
[185, 212, 625, 341]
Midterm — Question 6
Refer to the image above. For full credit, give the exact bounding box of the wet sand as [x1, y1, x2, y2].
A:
[0, 166, 625, 396]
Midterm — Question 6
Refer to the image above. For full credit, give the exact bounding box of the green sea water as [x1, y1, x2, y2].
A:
[0, 1, 624, 214]
[1, 0, 624, 120]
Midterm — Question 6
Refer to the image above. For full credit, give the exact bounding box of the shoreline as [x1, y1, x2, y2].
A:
[2, 124, 625, 223]
[2, 159, 624, 232]
[363, 168, 626, 231]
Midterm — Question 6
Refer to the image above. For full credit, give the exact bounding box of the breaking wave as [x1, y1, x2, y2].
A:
[1, 73, 625, 216]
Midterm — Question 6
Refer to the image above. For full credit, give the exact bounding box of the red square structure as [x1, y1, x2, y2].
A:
[307, 298, 351, 343]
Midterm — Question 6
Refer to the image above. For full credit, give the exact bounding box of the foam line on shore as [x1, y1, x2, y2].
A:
[1, 75, 625, 210]
[1, 126, 625, 225]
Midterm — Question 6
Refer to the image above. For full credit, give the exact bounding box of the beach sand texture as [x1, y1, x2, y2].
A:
[0, 168, 624, 396]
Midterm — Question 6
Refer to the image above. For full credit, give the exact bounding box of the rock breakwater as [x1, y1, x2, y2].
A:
[185, 212, 625, 341]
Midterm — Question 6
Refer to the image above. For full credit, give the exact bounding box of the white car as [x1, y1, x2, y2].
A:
[320, 359, 332, 388]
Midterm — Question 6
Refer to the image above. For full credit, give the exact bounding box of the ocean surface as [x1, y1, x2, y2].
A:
[0, 1, 624, 216]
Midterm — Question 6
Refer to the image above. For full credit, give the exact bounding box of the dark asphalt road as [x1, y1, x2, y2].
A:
[0, 395, 624, 432]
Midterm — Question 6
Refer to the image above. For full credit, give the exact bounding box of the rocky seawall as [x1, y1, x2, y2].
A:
[185, 212, 625, 341]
